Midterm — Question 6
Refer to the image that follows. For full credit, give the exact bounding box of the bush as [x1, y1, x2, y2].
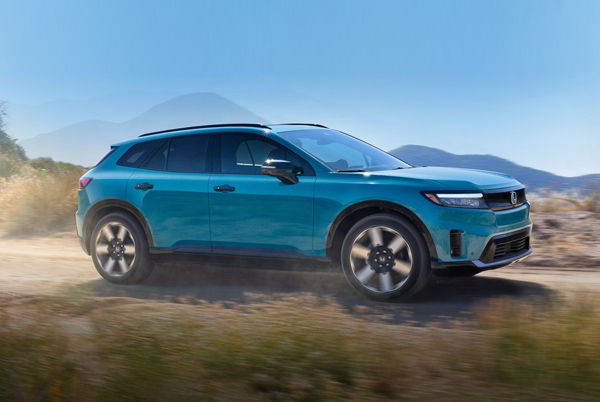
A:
[0, 168, 85, 235]
[0, 154, 23, 178]
[0, 131, 27, 163]
[28, 157, 81, 174]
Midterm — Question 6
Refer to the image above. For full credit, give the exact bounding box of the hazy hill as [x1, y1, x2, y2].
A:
[20, 93, 267, 166]
[390, 145, 600, 192]
[8, 91, 178, 140]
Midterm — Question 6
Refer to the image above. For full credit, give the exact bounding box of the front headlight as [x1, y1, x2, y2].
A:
[422, 192, 488, 208]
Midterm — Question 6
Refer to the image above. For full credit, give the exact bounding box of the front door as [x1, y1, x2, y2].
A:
[208, 133, 316, 257]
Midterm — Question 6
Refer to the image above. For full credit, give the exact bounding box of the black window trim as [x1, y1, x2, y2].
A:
[140, 139, 169, 171]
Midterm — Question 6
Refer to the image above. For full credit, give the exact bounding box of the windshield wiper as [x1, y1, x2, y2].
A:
[337, 169, 366, 172]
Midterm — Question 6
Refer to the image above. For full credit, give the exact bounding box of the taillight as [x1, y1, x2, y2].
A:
[79, 178, 92, 189]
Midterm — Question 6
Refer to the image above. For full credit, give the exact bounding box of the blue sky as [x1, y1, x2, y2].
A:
[1, 0, 599, 176]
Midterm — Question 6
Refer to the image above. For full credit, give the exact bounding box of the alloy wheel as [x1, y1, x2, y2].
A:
[349, 225, 413, 293]
[94, 222, 136, 277]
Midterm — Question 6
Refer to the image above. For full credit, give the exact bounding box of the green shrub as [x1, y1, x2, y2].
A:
[0, 154, 23, 178]
[28, 157, 81, 174]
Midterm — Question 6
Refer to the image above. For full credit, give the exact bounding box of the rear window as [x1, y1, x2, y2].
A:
[117, 139, 165, 168]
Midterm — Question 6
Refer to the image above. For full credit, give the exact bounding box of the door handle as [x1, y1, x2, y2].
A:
[134, 183, 154, 190]
[213, 185, 235, 192]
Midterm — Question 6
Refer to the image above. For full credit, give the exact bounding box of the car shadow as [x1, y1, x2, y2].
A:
[87, 260, 555, 326]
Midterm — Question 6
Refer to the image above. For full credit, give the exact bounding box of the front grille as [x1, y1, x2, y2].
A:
[480, 228, 531, 263]
[493, 237, 528, 260]
[484, 186, 527, 210]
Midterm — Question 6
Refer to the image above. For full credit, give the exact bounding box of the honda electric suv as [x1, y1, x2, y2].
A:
[76, 124, 532, 301]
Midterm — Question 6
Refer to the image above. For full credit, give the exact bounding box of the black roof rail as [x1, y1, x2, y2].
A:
[271, 123, 329, 128]
[138, 123, 270, 137]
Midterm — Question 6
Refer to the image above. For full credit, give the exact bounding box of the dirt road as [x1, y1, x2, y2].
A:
[2, 212, 599, 325]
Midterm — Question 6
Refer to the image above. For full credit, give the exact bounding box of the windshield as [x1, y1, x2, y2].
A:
[279, 129, 411, 172]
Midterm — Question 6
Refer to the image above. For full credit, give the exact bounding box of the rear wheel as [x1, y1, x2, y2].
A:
[90, 212, 153, 284]
[340, 213, 431, 301]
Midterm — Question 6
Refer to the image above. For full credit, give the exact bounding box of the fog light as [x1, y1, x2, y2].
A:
[450, 230, 462, 257]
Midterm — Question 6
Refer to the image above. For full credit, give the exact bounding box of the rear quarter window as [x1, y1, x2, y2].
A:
[117, 139, 165, 168]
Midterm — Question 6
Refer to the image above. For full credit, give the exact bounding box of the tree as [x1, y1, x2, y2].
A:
[0, 100, 5, 132]
[0, 101, 28, 161]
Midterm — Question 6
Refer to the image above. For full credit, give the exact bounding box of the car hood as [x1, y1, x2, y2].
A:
[367, 166, 521, 190]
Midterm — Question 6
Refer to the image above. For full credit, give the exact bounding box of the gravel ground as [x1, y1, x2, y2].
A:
[1, 210, 598, 325]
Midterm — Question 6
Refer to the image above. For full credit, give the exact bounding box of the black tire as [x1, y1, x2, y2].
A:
[90, 212, 153, 284]
[340, 213, 431, 302]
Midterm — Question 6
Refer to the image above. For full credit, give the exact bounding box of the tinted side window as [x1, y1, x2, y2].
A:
[220, 134, 314, 176]
[167, 135, 209, 173]
[143, 141, 169, 170]
[117, 139, 164, 168]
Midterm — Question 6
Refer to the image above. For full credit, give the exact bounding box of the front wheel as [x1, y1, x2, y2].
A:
[90, 212, 153, 284]
[340, 213, 431, 302]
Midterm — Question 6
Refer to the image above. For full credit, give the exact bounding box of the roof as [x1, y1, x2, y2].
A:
[137, 123, 329, 138]
[267, 123, 328, 133]
[138, 123, 270, 137]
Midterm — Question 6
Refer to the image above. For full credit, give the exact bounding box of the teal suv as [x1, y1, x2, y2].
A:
[77, 124, 532, 301]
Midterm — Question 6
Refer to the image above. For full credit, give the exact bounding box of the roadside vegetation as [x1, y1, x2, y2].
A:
[529, 190, 600, 213]
[0, 162, 85, 235]
[1, 289, 599, 401]
[0, 102, 87, 235]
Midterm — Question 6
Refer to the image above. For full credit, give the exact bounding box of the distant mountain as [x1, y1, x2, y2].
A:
[20, 93, 267, 166]
[390, 145, 600, 192]
[8, 91, 178, 140]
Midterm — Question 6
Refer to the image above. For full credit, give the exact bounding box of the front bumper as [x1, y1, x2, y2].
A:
[431, 247, 532, 276]
[431, 227, 532, 277]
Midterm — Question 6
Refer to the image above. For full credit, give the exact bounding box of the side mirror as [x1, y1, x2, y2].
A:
[261, 159, 298, 185]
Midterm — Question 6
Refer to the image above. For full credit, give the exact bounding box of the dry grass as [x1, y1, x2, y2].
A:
[529, 190, 600, 213]
[476, 297, 600, 394]
[0, 167, 84, 235]
[1, 288, 599, 401]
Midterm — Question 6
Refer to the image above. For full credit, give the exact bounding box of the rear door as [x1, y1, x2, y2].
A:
[126, 134, 212, 250]
[208, 132, 316, 257]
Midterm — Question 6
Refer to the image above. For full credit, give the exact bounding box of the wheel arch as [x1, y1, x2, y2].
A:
[326, 201, 437, 263]
[82, 200, 154, 253]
